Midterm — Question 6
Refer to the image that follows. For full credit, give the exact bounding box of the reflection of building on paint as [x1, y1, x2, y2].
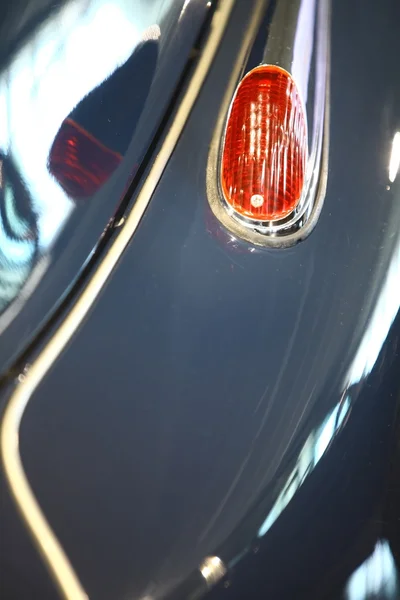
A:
[258, 395, 351, 537]
[346, 540, 399, 600]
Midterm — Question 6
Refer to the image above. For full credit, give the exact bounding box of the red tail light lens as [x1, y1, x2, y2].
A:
[221, 65, 307, 222]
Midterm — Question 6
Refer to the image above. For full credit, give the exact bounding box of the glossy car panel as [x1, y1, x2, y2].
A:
[0, 0, 212, 376]
[1, 0, 400, 598]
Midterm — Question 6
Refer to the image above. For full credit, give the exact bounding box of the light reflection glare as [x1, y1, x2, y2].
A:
[258, 395, 351, 537]
[388, 132, 400, 183]
[179, 0, 192, 20]
[346, 540, 399, 600]
[142, 24, 161, 41]
[200, 556, 227, 586]
[345, 239, 400, 387]
[249, 102, 256, 155]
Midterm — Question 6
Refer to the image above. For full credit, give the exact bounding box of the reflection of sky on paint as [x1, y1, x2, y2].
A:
[258, 396, 350, 537]
[346, 540, 399, 600]
[0, 0, 165, 249]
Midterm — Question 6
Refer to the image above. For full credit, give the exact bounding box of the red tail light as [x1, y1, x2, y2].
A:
[221, 65, 307, 222]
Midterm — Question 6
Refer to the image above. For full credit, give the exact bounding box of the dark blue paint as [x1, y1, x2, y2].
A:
[1, 0, 400, 598]
[206, 317, 400, 599]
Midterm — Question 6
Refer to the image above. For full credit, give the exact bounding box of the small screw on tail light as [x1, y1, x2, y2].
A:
[221, 65, 307, 222]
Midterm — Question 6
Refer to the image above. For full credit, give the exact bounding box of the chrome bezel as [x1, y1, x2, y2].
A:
[209, 0, 330, 246]
[217, 64, 312, 235]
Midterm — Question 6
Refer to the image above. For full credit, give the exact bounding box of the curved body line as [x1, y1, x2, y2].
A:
[0, 1, 236, 598]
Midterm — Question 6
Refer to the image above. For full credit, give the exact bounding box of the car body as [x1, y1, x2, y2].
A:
[0, 0, 400, 599]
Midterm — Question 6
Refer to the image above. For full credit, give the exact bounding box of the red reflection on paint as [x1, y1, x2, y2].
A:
[48, 118, 122, 198]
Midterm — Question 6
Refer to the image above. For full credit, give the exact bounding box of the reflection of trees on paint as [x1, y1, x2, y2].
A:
[0, 153, 39, 314]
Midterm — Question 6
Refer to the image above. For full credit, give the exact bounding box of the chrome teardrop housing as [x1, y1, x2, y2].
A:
[207, 0, 330, 247]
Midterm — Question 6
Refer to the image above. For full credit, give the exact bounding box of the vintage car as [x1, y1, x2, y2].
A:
[0, 0, 399, 598]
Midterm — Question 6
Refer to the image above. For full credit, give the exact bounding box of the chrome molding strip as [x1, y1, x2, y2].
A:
[0, 1, 236, 598]
[208, 0, 331, 246]
[262, 0, 313, 71]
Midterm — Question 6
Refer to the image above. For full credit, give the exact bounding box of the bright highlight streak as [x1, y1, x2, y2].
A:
[258, 396, 351, 538]
[345, 239, 400, 387]
[346, 540, 399, 600]
[179, 0, 191, 20]
[388, 131, 400, 183]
